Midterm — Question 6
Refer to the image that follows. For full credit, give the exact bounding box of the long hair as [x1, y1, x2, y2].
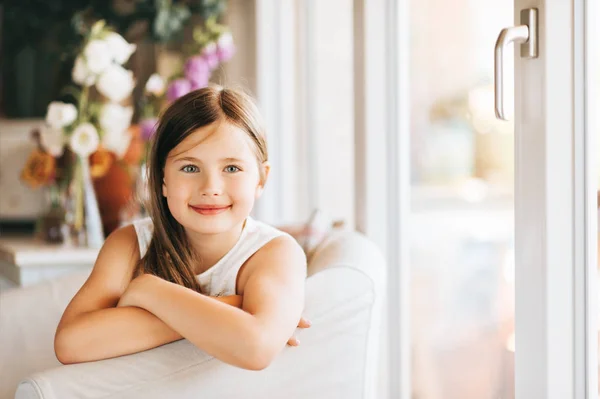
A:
[137, 86, 268, 292]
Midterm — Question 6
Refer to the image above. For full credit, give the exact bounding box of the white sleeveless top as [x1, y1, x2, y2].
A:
[132, 216, 287, 296]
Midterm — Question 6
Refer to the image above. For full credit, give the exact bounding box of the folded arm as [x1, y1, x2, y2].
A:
[54, 224, 244, 364]
[121, 235, 307, 370]
[55, 293, 242, 364]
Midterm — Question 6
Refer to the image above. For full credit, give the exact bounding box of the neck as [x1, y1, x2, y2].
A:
[185, 220, 246, 275]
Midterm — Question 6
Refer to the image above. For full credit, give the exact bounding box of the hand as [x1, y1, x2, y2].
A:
[287, 316, 312, 346]
[117, 274, 154, 308]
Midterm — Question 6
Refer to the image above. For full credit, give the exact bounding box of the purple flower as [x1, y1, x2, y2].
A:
[166, 79, 192, 101]
[201, 43, 220, 71]
[190, 79, 208, 91]
[184, 56, 210, 85]
[216, 32, 235, 63]
[140, 118, 158, 141]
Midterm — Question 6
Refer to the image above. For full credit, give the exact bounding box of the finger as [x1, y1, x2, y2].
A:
[297, 317, 312, 328]
[287, 336, 300, 346]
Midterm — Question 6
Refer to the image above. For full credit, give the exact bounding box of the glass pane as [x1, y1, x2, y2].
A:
[409, 1, 515, 398]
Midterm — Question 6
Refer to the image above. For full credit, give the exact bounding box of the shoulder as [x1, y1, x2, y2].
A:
[236, 219, 306, 294]
[102, 223, 139, 255]
[92, 224, 141, 290]
[246, 234, 307, 280]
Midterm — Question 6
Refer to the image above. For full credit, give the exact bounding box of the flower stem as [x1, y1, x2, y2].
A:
[74, 157, 84, 232]
[78, 85, 89, 123]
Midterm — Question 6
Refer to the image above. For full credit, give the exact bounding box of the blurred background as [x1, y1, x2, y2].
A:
[0, 1, 596, 398]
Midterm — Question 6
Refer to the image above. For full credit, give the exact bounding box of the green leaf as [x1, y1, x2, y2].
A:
[59, 85, 83, 101]
[90, 20, 107, 38]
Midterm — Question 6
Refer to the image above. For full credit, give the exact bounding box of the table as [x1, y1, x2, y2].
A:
[0, 236, 98, 290]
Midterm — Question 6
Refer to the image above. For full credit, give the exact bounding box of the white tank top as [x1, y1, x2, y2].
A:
[131, 216, 287, 296]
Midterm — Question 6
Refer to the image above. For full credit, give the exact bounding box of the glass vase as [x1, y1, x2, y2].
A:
[38, 184, 66, 244]
[63, 156, 105, 248]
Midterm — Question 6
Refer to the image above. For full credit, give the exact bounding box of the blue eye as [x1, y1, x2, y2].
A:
[224, 165, 241, 173]
[181, 165, 199, 173]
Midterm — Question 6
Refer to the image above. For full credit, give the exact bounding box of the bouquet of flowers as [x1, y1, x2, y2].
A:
[138, 16, 235, 146]
[20, 20, 141, 246]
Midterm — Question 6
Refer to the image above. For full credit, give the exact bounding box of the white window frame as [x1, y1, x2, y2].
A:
[257, 0, 411, 396]
[255, 0, 301, 224]
[354, 0, 410, 398]
[512, 0, 597, 397]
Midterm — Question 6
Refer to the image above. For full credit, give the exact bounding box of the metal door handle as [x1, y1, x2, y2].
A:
[494, 8, 538, 120]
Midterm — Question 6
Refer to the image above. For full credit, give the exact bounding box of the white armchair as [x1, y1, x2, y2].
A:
[0, 229, 385, 399]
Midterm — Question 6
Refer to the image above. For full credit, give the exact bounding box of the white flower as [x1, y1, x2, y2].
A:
[39, 125, 65, 157]
[102, 128, 132, 159]
[69, 123, 100, 158]
[99, 103, 133, 135]
[96, 64, 135, 102]
[72, 56, 96, 87]
[104, 32, 137, 65]
[83, 40, 113, 75]
[45, 102, 78, 129]
[217, 32, 234, 48]
[145, 73, 165, 96]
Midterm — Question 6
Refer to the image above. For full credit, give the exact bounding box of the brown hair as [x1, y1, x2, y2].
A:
[137, 86, 268, 292]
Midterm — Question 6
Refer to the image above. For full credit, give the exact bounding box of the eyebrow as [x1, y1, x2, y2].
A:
[172, 156, 246, 164]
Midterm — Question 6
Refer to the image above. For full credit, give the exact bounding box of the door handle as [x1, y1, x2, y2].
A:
[494, 8, 538, 120]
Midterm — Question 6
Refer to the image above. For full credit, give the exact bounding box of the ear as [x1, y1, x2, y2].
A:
[162, 177, 168, 197]
[255, 161, 271, 199]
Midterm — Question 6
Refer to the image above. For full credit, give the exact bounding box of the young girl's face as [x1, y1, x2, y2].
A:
[162, 120, 267, 235]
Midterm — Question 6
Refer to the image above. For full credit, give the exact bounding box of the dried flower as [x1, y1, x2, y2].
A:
[90, 148, 114, 178]
[20, 149, 56, 188]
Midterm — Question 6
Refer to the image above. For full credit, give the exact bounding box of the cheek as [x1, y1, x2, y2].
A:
[164, 175, 194, 202]
[228, 177, 259, 201]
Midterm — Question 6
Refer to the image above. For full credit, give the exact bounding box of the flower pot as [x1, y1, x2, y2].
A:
[93, 157, 134, 237]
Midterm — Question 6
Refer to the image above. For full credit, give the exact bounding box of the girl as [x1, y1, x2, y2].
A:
[54, 86, 310, 370]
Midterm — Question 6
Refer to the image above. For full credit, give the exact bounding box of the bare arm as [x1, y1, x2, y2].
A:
[54, 224, 245, 364]
[56, 294, 242, 364]
[55, 226, 308, 365]
[118, 236, 307, 370]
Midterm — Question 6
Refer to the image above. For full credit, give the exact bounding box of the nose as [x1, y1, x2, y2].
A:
[199, 171, 223, 196]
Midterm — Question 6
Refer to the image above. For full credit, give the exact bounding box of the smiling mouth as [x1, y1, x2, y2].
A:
[189, 205, 231, 215]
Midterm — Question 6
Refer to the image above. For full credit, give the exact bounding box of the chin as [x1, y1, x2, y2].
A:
[187, 211, 242, 235]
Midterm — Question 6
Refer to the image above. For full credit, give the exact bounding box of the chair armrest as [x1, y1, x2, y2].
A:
[0, 272, 89, 399]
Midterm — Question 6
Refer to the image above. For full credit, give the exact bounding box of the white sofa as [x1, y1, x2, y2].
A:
[0, 229, 386, 399]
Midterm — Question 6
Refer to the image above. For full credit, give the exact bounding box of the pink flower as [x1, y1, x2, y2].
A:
[140, 118, 158, 141]
[190, 79, 208, 91]
[166, 79, 192, 101]
[216, 32, 235, 63]
[201, 42, 219, 71]
[184, 56, 210, 85]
